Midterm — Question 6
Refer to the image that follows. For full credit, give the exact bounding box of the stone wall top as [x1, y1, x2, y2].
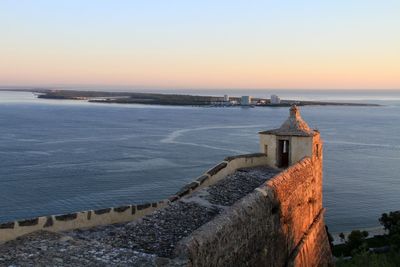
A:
[0, 153, 269, 245]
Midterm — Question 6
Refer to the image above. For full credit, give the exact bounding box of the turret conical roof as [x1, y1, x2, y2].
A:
[260, 105, 315, 136]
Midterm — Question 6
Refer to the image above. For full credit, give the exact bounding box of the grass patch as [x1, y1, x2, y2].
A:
[336, 251, 400, 267]
[333, 235, 389, 257]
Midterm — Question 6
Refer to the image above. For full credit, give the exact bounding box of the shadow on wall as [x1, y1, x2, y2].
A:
[168, 157, 333, 267]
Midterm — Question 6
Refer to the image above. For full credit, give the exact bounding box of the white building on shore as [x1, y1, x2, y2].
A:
[241, 96, 252, 106]
[270, 94, 281, 104]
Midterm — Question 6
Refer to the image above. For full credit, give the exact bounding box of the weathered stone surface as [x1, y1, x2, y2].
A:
[55, 213, 78, 221]
[187, 181, 199, 190]
[206, 167, 279, 206]
[0, 166, 278, 266]
[0, 106, 331, 266]
[175, 187, 191, 198]
[174, 181, 200, 199]
[94, 208, 112, 215]
[168, 195, 180, 202]
[224, 153, 266, 162]
[206, 162, 227, 176]
[176, 191, 285, 267]
[18, 218, 39, 226]
[137, 203, 152, 210]
[0, 222, 14, 229]
[0, 161, 331, 267]
[260, 105, 316, 137]
[196, 175, 209, 185]
[172, 158, 331, 267]
[114, 206, 130, 213]
[44, 216, 54, 228]
[289, 210, 333, 267]
[0, 231, 157, 266]
[267, 157, 323, 252]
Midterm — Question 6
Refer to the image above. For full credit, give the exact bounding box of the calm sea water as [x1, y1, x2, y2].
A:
[1, 90, 400, 233]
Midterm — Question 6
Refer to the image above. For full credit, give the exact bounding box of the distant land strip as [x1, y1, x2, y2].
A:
[0, 88, 381, 107]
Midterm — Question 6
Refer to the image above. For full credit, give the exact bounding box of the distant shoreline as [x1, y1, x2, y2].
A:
[331, 226, 386, 245]
[0, 88, 381, 107]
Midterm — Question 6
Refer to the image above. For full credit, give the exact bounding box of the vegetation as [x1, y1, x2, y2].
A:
[35, 89, 380, 107]
[334, 211, 400, 266]
[336, 251, 400, 267]
[379, 211, 400, 250]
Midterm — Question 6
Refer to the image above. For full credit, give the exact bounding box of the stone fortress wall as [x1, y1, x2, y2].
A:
[0, 154, 332, 266]
[0, 154, 268, 244]
[168, 156, 331, 266]
[0, 106, 333, 266]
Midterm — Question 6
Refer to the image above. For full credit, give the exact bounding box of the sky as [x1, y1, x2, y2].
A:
[0, 1, 399, 90]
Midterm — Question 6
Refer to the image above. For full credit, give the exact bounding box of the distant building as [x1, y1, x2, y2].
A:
[270, 94, 281, 104]
[223, 94, 229, 102]
[241, 96, 252, 106]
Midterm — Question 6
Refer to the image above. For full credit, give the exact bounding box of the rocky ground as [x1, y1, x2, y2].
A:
[0, 166, 278, 266]
[70, 202, 221, 257]
[206, 167, 279, 206]
[0, 231, 156, 267]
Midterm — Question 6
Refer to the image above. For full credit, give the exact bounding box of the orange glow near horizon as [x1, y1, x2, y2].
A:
[1, 52, 399, 90]
[1, 1, 399, 90]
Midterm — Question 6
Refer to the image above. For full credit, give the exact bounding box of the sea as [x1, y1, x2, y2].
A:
[1, 89, 400, 234]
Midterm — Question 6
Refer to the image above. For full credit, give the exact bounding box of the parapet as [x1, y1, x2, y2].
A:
[0, 153, 269, 244]
[0, 154, 332, 266]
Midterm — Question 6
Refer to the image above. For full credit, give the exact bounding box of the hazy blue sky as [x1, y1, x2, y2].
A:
[1, 1, 399, 90]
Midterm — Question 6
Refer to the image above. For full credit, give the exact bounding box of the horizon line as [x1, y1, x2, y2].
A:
[1, 85, 400, 92]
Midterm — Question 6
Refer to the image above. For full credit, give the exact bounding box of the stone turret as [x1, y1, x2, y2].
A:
[259, 105, 322, 168]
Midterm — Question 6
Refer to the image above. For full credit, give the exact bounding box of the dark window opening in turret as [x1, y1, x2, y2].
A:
[277, 140, 289, 168]
[264, 145, 268, 156]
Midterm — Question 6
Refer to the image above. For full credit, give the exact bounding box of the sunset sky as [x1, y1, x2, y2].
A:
[1, 1, 399, 90]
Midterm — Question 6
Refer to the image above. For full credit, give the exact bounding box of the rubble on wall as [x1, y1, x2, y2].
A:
[0, 167, 278, 266]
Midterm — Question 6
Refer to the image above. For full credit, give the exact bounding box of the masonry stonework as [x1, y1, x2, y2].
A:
[170, 157, 332, 267]
[0, 106, 332, 266]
